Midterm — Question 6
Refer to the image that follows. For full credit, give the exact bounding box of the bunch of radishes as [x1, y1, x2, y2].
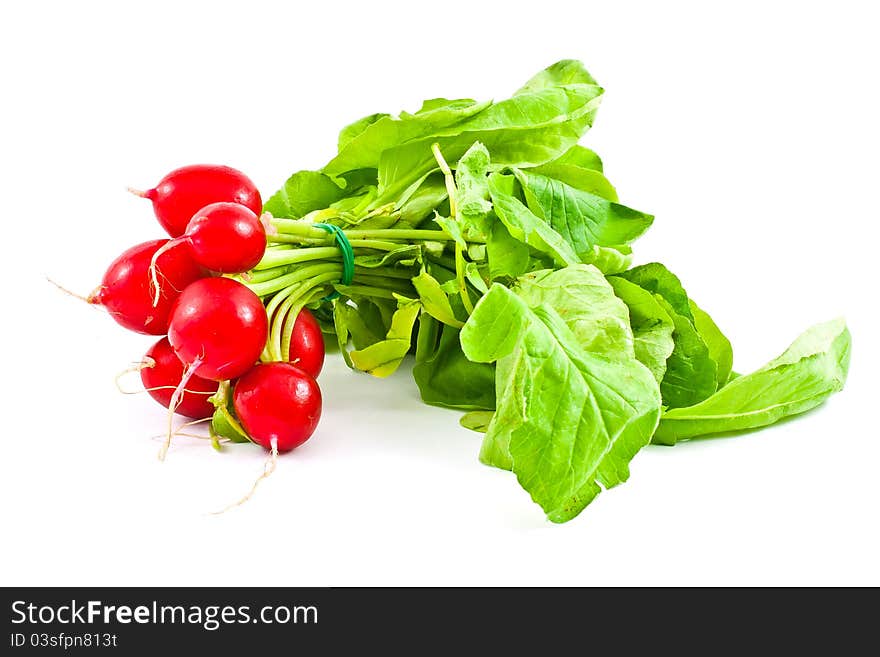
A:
[86, 164, 324, 467]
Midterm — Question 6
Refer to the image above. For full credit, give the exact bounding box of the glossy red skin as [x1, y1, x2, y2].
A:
[168, 277, 268, 381]
[145, 165, 262, 238]
[186, 202, 266, 273]
[141, 337, 219, 419]
[287, 308, 325, 378]
[91, 239, 205, 335]
[233, 363, 322, 452]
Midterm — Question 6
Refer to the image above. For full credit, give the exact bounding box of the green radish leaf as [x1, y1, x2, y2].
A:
[355, 298, 396, 340]
[618, 262, 694, 321]
[689, 299, 734, 388]
[334, 300, 386, 352]
[413, 322, 496, 410]
[580, 244, 632, 274]
[513, 169, 654, 255]
[488, 173, 580, 267]
[375, 74, 604, 201]
[460, 410, 494, 433]
[353, 244, 423, 269]
[325, 98, 493, 177]
[461, 282, 661, 522]
[617, 263, 725, 407]
[515, 265, 634, 360]
[515, 59, 599, 93]
[486, 220, 531, 281]
[656, 296, 718, 408]
[526, 163, 618, 201]
[454, 141, 493, 236]
[208, 383, 252, 445]
[337, 113, 391, 153]
[434, 216, 468, 249]
[264, 170, 347, 219]
[398, 173, 449, 226]
[654, 319, 851, 444]
[350, 298, 421, 377]
[464, 262, 489, 294]
[412, 270, 464, 328]
[210, 405, 252, 445]
[539, 144, 604, 172]
[608, 276, 676, 384]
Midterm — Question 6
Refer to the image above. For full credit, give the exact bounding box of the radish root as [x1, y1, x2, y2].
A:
[114, 358, 214, 396]
[158, 356, 203, 461]
[149, 418, 218, 443]
[114, 358, 155, 393]
[47, 277, 98, 304]
[211, 438, 279, 514]
[148, 238, 183, 307]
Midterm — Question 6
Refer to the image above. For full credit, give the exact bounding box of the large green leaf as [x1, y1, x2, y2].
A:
[397, 173, 448, 226]
[413, 321, 496, 410]
[515, 59, 599, 93]
[618, 262, 694, 321]
[460, 279, 661, 523]
[527, 163, 618, 201]
[535, 144, 604, 172]
[487, 173, 580, 267]
[324, 98, 493, 177]
[689, 299, 734, 388]
[654, 319, 851, 444]
[656, 297, 718, 408]
[486, 220, 530, 281]
[608, 276, 676, 384]
[375, 82, 603, 201]
[515, 266, 634, 360]
[337, 112, 390, 153]
[514, 169, 653, 257]
[349, 297, 421, 377]
[264, 170, 347, 219]
[618, 263, 718, 407]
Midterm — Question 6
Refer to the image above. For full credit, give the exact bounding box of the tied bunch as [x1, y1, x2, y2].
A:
[77, 60, 850, 521]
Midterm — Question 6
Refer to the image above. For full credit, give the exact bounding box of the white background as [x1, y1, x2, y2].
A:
[1, 1, 878, 586]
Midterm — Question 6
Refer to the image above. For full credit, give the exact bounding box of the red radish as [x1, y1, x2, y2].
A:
[132, 164, 262, 238]
[233, 362, 322, 452]
[287, 308, 325, 378]
[167, 277, 268, 382]
[149, 202, 267, 305]
[89, 239, 205, 335]
[141, 337, 219, 419]
[212, 363, 321, 513]
[186, 202, 267, 273]
[159, 278, 267, 460]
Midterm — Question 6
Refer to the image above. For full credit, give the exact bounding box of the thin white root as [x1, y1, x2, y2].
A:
[158, 357, 203, 461]
[148, 238, 181, 307]
[146, 415, 215, 444]
[173, 432, 227, 441]
[211, 438, 279, 515]
[177, 417, 212, 431]
[127, 186, 148, 198]
[115, 360, 216, 395]
[114, 358, 155, 393]
[47, 277, 93, 303]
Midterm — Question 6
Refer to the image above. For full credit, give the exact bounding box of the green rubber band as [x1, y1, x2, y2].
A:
[314, 223, 354, 301]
